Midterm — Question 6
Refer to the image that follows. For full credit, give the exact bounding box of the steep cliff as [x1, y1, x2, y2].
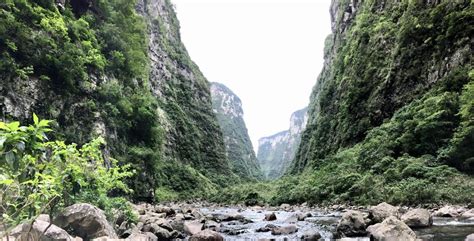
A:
[292, 0, 473, 173]
[0, 0, 233, 200]
[210, 82, 262, 180]
[277, 0, 474, 204]
[258, 108, 308, 179]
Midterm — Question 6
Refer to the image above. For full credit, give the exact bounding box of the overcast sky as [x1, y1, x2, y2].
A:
[171, 0, 332, 152]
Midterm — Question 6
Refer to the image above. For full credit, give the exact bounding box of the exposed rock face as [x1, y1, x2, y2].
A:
[135, 0, 232, 178]
[367, 216, 417, 241]
[0, 0, 234, 199]
[401, 209, 433, 228]
[54, 203, 117, 240]
[257, 108, 308, 179]
[210, 82, 262, 180]
[11, 220, 73, 241]
[291, 0, 473, 174]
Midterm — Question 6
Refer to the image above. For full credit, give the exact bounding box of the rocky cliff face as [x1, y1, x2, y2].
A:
[136, 0, 231, 176]
[257, 108, 308, 179]
[210, 83, 262, 180]
[291, 0, 473, 173]
[0, 0, 233, 199]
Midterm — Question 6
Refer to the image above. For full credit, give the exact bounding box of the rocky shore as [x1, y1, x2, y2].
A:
[1, 202, 474, 240]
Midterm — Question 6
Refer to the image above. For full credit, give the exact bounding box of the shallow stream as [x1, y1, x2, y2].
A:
[199, 207, 474, 241]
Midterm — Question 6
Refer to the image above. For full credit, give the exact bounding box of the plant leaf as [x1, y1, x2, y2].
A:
[33, 113, 39, 125]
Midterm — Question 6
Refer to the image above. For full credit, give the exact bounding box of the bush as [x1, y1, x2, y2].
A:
[0, 115, 134, 228]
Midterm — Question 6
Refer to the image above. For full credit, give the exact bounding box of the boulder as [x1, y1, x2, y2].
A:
[127, 232, 157, 241]
[148, 223, 171, 240]
[466, 233, 474, 241]
[174, 213, 185, 221]
[189, 230, 224, 241]
[298, 213, 312, 221]
[301, 231, 321, 241]
[154, 206, 175, 217]
[192, 210, 204, 219]
[461, 209, 474, 220]
[184, 221, 203, 235]
[264, 212, 277, 221]
[280, 204, 291, 210]
[284, 214, 298, 223]
[271, 225, 298, 235]
[369, 202, 399, 223]
[401, 209, 433, 228]
[255, 224, 277, 232]
[203, 220, 219, 231]
[37, 214, 51, 223]
[212, 212, 243, 222]
[11, 220, 73, 241]
[433, 205, 466, 217]
[336, 210, 368, 237]
[367, 216, 417, 241]
[91, 237, 116, 241]
[54, 203, 117, 240]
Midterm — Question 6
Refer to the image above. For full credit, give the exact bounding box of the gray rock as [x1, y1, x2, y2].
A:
[154, 206, 175, 217]
[174, 213, 185, 221]
[367, 216, 417, 241]
[336, 210, 368, 237]
[54, 203, 117, 240]
[149, 224, 171, 240]
[280, 204, 291, 210]
[369, 202, 399, 223]
[184, 221, 203, 235]
[401, 209, 433, 228]
[37, 214, 51, 223]
[255, 224, 277, 232]
[264, 212, 277, 221]
[212, 212, 244, 222]
[466, 233, 474, 241]
[189, 230, 224, 241]
[301, 231, 321, 241]
[203, 220, 219, 231]
[11, 220, 73, 241]
[271, 225, 298, 235]
[127, 232, 157, 241]
[433, 205, 466, 217]
[192, 210, 204, 219]
[461, 209, 474, 220]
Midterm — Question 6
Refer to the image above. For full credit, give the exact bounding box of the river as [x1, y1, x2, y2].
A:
[197, 206, 474, 240]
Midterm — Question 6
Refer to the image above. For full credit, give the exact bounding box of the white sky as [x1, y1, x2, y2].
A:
[171, 0, 332, 152]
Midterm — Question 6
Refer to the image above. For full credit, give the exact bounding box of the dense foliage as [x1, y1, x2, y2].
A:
[216, 1, 474, 206]
[0, 0, 236, 202]
[293, 0, 473, 172]
[0, 115, 135, 228]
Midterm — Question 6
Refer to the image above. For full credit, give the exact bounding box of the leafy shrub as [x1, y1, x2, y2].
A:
[0, 115, 134, 228]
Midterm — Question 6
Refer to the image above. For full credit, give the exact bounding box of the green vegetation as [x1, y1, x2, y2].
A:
[293, 0, 473, 171]
[0, 0, 235, 202]
[0, 115, 135, 228]
[217, 1, 474, 206]
[210, 83, 263, 180]
[0, 0, 472, 209]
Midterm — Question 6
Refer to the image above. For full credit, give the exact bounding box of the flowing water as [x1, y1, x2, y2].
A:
[199, 207, 474, 241]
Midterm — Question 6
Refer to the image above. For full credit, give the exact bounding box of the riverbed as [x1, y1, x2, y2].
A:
[198, 206, 474, 241]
